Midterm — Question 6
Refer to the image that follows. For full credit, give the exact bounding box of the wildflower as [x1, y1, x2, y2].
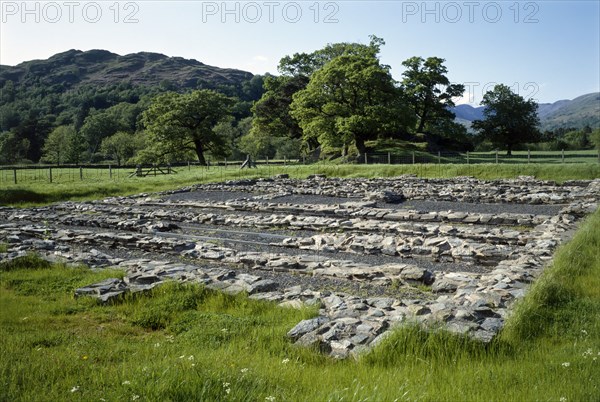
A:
[281, 358, 290, 364]
[179, 355, 185, 359]
[223, 382, 230, 388]
[240, 368, 249, 374]
[561, 362, 570, 368]
[154, 342, 161, 348]
[122, 380, 131, 385]
[583, 349, 593, 358]
[132, 395, 140, 401]
[265, 397, 276, 401]
[221, 328, 228, 333]
[560, 397, 567, 402]
[70, 386, 80, 393]
[187, 355, 194, 361]
[581, 329, 588, 336]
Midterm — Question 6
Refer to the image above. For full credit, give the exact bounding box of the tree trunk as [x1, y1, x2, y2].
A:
[355, 137, 366, 161]
[194, 139, 207, 165]
[417, 105, 429, 133]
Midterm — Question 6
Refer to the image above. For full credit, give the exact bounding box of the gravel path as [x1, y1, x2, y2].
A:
[164, 190, 260, 203]
[387, 200, 564, 216]
[161, 190, 564, 216]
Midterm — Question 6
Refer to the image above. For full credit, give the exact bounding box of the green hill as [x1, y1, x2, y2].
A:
[539, 92, 600, 131]
[0, 49, 253, 91]
[0, 50, 261, 162]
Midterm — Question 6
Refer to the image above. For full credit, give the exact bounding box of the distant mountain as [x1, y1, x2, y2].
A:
[0, 49, 254, 90]
[452, 92, 600, 131]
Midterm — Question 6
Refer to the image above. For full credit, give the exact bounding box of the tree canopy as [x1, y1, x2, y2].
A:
[401, 56, 465, 133]
[141, 89, 235, 165]
[290, 39, 413, 157]
[472, 84, 540, 155]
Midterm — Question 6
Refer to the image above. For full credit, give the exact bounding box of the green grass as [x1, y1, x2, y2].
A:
[2, 163, 599, 207]
[2, 209, 600, 401]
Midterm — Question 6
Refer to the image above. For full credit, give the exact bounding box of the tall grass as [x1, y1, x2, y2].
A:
[2, 208, 600, 401]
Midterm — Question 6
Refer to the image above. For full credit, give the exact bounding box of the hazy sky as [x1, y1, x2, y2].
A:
[1, 0, 599, 105]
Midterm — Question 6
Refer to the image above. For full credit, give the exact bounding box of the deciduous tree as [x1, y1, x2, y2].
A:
[472, 84, 540, 155]
[290, 39, 413, 157]
[141, 90, 234, 165]
[401, 56, 464, 133]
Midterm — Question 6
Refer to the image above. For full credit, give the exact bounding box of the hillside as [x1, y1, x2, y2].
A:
[452, 92, 600, 131]
[0, 49, 253, 91]
[0, 50, 261, 162]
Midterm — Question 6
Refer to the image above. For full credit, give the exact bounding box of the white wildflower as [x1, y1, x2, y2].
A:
[122, 380, 131, 385]
[265, 396, 276, 402]
[561, 362, 570, 368]
[154, 342, 160, 348]
[70, 386, 80, 393]
[281, 358, 290, 364]
[559, 397, 567, 402]
[240, 368, 249, 374]
[187, 355, 194, 361]
[132, 395, 140, 401]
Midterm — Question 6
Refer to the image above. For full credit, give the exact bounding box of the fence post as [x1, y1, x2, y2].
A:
[495, 151, 499, 164]
[561, 149, 565, 163]
[364, 153, 368, 164]
[13, 168, 17, 184]
[79, 167, 83, 181]
[528, 149, 531, 164]
[466, 151, 469, 165]
[438, 151, 441, 165]
[412, 152, 415, 165]
[388, 152, 391, 165]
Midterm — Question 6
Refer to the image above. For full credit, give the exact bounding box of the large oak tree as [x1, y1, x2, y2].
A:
[290, 40, 413, 157]
[141, 90, 234, 165]
[401, 56, 464, 133]
[472, 84, 540, 155]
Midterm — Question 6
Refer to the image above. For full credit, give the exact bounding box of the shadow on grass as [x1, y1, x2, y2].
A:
[0, 186, 130, 207]
[0, 189, 49, 205]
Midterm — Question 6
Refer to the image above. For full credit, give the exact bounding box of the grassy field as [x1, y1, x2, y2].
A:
[1, 208, 599, 401]
[1, 163, 599, 207]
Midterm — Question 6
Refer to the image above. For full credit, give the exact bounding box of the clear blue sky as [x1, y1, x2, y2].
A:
[1, 0, 599, 105]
